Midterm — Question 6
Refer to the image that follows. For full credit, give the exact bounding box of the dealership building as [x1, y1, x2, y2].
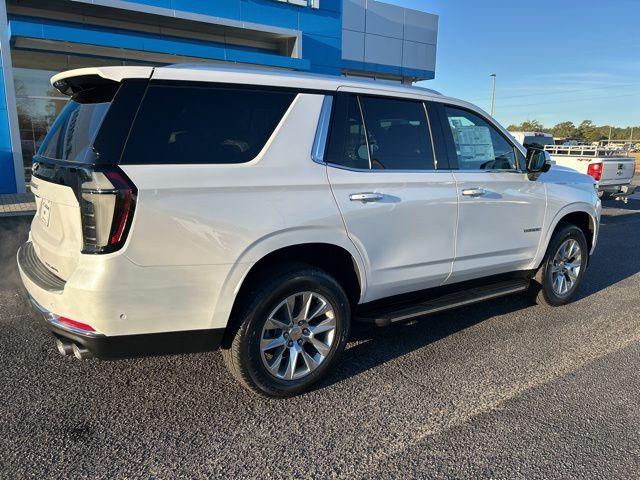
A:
[0, 0, 438, 193]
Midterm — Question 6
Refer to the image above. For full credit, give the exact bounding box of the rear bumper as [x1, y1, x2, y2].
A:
[599, 184, 637, 200]
[16, 237, 234, 337]
[18, 242, 225, 359]
[22, 289, 224, 359]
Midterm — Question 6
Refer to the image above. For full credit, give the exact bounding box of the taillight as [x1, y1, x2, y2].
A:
[587, 163, 602, 182]
[80, 167, 136, 254]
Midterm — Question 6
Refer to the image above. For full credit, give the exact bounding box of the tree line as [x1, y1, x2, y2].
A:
[506, 120, 639, 143]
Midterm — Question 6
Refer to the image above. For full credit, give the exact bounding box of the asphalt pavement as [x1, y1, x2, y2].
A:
[1, 198, 639, 479]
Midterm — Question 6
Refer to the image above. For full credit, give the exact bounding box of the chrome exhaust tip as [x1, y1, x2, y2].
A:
[72, 343, 94, 360]
[55, 338, 74, 356]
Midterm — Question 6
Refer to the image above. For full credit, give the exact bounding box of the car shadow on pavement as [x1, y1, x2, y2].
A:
[315, 295, 532, 392]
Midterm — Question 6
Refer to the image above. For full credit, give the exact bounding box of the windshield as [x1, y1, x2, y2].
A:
[37, 99, 110, 163]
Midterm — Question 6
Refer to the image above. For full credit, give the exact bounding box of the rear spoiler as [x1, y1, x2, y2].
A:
[50, 67, 154, 96]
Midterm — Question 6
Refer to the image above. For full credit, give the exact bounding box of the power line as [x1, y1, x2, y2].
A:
[470, 82, 640, 103]
[493, 91, 640, 110]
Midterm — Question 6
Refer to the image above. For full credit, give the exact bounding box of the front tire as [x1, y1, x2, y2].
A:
[530, 224, 588, 306]
[222, 264, 351, 398]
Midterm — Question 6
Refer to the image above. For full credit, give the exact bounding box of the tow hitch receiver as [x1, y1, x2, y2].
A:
[613, 185, 637, 204]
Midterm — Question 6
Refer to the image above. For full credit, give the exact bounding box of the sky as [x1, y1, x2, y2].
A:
[386, 0, 640, 128]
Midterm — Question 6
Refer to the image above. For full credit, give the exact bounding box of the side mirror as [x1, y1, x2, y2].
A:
[526, 148, 552, 173]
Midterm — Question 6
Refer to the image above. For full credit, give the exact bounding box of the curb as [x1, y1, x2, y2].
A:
[0, 211, 35, 218]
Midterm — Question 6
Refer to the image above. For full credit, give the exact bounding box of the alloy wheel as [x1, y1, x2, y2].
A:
[550, 238, 582, 296]
[259, 292, 337, 381]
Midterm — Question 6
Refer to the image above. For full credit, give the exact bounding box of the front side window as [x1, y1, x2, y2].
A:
[443, 106, 516, 170]
[122, 85, 295, 165]
[359, 96, 434, 170]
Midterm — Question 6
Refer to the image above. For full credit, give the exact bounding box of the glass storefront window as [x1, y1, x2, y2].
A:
[11, 48, 160, 183]
[14, 67, 69, 173]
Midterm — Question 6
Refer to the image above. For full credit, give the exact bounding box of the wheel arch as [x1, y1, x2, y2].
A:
[211, 231, 367, 341]
[534, 203, 599, 269]
[219, 242, 364, 349]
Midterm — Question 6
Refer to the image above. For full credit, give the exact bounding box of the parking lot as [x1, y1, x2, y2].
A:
[1, 197, 639, 479]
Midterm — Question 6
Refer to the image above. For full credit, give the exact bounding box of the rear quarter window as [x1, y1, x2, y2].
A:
[121, 84, 296, 165]
[38, 100, 110, 163]
[36, 81, 145, 165]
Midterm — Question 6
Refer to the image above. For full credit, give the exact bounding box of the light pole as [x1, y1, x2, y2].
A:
[489, 74, 497, 116]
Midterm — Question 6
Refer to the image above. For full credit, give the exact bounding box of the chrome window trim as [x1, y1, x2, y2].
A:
[311, 95, 334, 165]
[324, 162, 453, 174]
[422, 102, 438, 169]
[356, 96, 373, 170]
[452, 169, 528, 174]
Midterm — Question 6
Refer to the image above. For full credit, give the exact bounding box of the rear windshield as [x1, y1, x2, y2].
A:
[121, 84, 296, 165]
[523, 136, 554, 148]
[38, 100, 110, 162]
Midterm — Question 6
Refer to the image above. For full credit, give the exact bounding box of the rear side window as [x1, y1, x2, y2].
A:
[324, 94, 435, 171]
[359, 96, 434, 170]
[325, 95, 370, 170]
[122, 85, 295, 165]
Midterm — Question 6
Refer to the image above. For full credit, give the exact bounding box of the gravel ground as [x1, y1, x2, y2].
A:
[1, 198, 639, 479]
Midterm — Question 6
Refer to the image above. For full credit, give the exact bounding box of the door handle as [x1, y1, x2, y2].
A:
[350, 192, 384, 203]
[461, 188, 486, 198]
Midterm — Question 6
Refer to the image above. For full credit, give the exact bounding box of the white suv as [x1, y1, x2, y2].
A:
[18, 65, 601, 397]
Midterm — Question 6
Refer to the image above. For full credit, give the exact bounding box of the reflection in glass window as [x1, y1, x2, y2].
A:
[443, 106, 516, 170]
[14, 67, 69, 172]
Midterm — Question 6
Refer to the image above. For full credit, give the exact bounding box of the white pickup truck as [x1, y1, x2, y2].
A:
[543, 145, 636, 202]
[509, 132, 636, 201]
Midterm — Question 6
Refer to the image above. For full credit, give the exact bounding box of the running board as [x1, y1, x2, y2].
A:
[355, 279, 530, 327]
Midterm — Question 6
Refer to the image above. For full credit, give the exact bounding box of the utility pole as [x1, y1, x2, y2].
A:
[490, 74, 497, 116]
[608, 125, 612, 144]
[630, 126, 634, 142]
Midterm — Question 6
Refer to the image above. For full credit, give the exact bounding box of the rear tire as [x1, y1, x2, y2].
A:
[222, 264, 351, 398]
[529, 224, 588, 307]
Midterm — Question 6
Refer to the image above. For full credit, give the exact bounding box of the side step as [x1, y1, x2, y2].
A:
[355, 279, 530, 327]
